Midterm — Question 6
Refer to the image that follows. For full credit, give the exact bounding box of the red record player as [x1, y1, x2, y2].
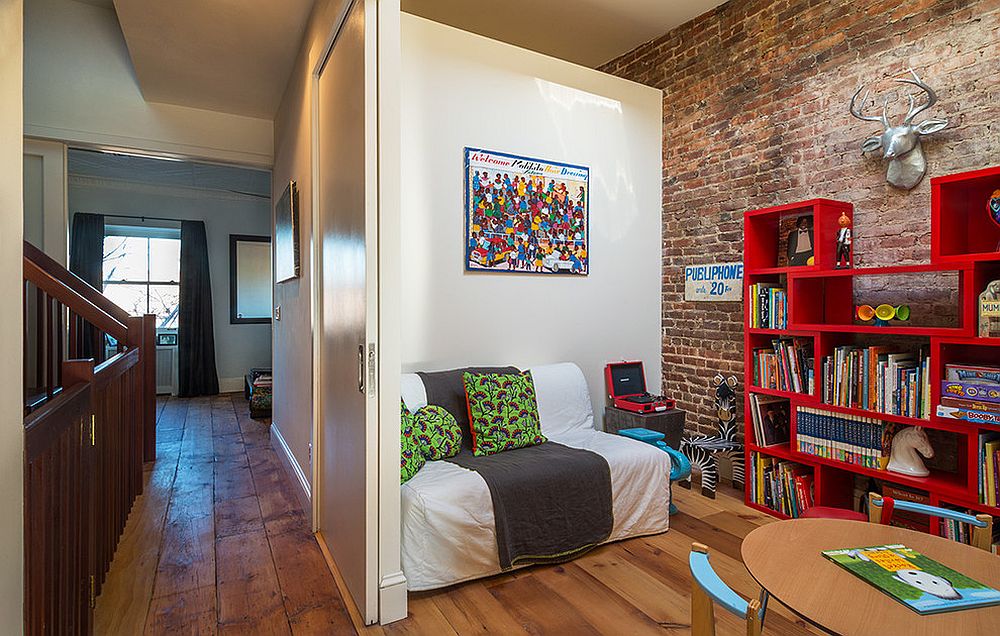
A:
[604, 360, 675, 414]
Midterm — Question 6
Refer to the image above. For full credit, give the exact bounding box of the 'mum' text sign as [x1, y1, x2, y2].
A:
[684, 262, 743, 302]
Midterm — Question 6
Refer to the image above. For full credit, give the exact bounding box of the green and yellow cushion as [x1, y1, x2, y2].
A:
[413, 405, 462, 460]
[400, 400, 425, 484]
[463, 371, 546, 456]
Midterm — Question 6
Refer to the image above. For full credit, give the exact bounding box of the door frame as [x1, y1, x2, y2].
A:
[308, 0, 404, 625]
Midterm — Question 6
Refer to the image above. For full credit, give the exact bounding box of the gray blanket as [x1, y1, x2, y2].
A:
[447, 442, 613, 570]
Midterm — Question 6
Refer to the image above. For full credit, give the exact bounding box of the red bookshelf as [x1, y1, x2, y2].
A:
[743, 170, 1000, 536]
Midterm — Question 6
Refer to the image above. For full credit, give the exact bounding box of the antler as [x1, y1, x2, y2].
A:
[897, 69, 937, 124]
[849, 84, 890, 128]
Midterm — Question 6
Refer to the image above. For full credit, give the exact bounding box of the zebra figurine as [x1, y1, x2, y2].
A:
[679, 373, 745, 498]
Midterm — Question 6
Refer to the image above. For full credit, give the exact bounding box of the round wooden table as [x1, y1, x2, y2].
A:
[742, 519, 1000, 635]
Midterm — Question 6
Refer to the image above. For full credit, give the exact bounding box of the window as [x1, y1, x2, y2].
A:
[103, 225, 181, 329]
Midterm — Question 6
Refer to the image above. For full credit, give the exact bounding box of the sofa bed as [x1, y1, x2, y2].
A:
[400, 362, 671, 591]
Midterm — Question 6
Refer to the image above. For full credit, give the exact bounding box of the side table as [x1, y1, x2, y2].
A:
[604, 406, 685, 450]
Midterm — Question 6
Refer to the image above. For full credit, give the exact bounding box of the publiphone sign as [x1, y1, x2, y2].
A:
[684, 262, 743, 302]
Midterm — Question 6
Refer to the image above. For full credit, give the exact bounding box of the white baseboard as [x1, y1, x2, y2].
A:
[219, 376, 245, 394]
[378, 571, 408, 624]
[270, 422, 312, 520]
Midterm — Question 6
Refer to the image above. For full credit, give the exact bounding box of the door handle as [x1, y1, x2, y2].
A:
[358, 344, 365, 394]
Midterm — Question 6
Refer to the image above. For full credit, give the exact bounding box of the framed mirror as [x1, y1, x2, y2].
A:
[230, 234, 272, 324]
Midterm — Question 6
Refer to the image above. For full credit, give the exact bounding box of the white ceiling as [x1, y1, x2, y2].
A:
[102, 0, 725, 121]
[402, 0, 730, 67]
[111, 0, 315, 119]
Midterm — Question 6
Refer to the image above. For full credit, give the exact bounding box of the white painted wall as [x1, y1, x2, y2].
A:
[24, 0, 273, 167]
[68, 178, 273, 391]
[23, 138, 68, 264]
[400, 15, 663, 426]
[0, 0, 24, 628]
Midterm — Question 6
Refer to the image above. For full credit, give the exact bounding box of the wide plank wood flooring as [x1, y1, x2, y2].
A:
[94, 394, 356, 635]
[381, 484, 822, 636]
[97, 394, 819, 635]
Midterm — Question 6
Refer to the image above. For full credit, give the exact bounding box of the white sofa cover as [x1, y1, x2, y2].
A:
[400, 362, 671, 591]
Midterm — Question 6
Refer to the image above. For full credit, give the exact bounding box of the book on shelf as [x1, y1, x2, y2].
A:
[978, 431, 1000, 507]
[749, 452, 813, 517]
[752, 337, 814, 394]
[796, 406, 888, 469]
[939, 505, 1000, 555]
[821, 544, 1000, 614]
[820, 345, 930, 419]
[750, 394, 790, 447]
[881, 484, 932, 533]
[748, 283, 787, 330]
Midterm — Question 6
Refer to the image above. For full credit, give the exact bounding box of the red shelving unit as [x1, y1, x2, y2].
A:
[743, 170, 1000, 531]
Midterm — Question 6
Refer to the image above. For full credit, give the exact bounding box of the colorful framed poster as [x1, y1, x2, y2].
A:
[465, 147, 589, 275]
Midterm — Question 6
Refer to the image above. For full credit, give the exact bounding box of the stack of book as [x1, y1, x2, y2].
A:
[749, 395, 791, 447]
[978, 431, 1000, 506]
[940, 507, 1000, 555]
[795, 406, 887, 468]
[881, 484, 932, 533]
[748, 283, 787, 330]
[749, 453, 813, 517]
[937, 364, 1000, 426]
[820, 346, 931, 419]
[752, 338, 814, 394]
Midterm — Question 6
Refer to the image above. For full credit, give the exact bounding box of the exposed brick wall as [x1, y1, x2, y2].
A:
[601, 0, 1000, 436]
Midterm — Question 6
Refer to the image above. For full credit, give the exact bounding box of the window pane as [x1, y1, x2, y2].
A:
[103, 236, 148, 281]
[149, 237, 181, 282]
[149, 284, 180, 329]
[103, 283, 147, 317]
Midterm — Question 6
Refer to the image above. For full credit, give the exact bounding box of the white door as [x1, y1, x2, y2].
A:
[315, 0, 377, 623]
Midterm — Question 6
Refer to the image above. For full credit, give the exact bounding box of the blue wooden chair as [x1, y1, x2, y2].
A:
[689, 543, 767, 636]
[868, 493, 994, 552]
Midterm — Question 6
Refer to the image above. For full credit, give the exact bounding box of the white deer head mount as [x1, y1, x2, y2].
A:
[850, 70, 948, 190]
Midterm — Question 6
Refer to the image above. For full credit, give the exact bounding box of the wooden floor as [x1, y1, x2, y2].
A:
[97, 394, 819, 635]
[94, 394, 356, 635]
[381, 485, 822, 636]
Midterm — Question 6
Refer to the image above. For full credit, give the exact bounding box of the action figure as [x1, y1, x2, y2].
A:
[836, 211, 852, 269]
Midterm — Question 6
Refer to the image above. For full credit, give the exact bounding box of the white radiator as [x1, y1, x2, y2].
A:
[156, 345, 177, 395]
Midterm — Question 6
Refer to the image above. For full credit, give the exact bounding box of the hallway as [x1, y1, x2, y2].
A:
[94, 394, 357, 635]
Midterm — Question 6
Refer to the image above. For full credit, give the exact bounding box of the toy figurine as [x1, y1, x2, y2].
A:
[886, 426, 933, 477]
[835, 211, 852, 269]
[787, 216, 814, 267]
[980, 280, 1000, 337]
[990, 189, 1000, 228]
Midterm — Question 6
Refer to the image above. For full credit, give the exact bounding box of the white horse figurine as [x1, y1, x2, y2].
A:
[887, 426, 933, 477]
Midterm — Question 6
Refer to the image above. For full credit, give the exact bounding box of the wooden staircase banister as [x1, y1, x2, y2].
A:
[23, 240, 130, 324]
[22, 241, 157, 635]
[23, 256, 129, 342]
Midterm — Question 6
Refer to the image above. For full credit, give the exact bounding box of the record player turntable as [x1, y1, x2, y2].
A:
[604, 360, 675, 414]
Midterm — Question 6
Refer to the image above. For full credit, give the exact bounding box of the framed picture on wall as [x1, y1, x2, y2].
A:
[275, 180, 300, 283]
[464, 147, 589, 275]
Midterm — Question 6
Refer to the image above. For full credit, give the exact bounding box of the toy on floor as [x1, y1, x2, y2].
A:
[680, 374, 745, 498]
[617, 427, 691, 515]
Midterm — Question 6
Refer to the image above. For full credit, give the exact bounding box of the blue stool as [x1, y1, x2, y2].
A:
[618, 427, 692, 515]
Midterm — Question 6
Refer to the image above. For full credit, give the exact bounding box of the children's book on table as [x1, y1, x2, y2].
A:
[822, 544, 1000, 614]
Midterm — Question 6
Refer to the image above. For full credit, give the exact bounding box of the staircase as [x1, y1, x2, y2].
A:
[22, 241, 156, 635]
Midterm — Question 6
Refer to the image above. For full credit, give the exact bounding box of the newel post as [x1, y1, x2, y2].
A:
[126, 314, 157, 462]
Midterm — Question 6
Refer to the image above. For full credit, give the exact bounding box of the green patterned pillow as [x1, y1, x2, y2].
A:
[400, 401, 425, 483]
[463, 371, 546, 456]
[413, 405, 462, 460]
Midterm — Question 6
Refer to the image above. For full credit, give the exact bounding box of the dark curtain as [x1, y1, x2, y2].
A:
[68, 212, 105, 360]
[178, 220, 220, 397]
